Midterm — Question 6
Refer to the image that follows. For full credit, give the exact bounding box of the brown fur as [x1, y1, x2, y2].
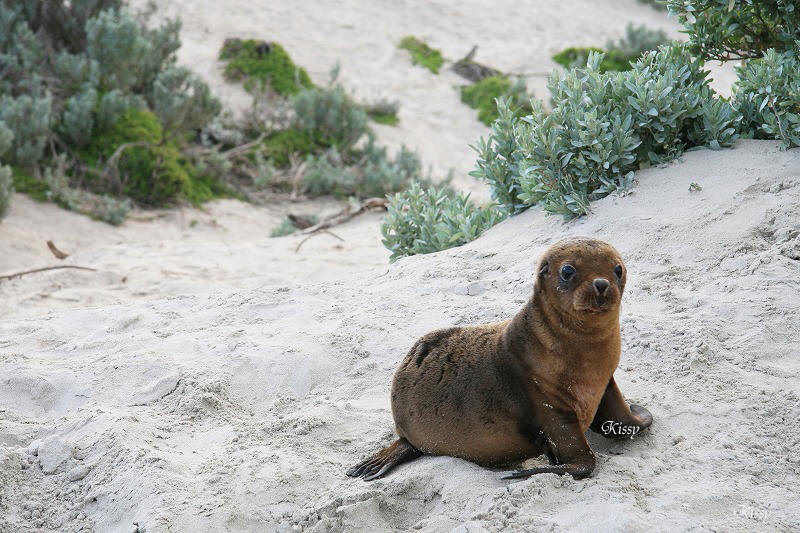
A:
[347, 237, 652, 481]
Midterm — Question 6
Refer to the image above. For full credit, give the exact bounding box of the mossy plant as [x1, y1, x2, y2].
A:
[461, 76, 513, 125]
[553, 24, 670, 73]
[260, 129, 320, 168]
[368, 111, 399, 126]
[552, 47, 633, 72]
[399, 37, 444, 74]
[10, 167, 50, 202]
[220, 39, 314, 96]
[461, 76, 532, 125]
[364, 99, 400, 126]
[82, 108, 229, 206]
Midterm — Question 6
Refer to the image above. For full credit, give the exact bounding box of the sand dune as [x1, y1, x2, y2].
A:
[0, 1, 797, 532]
[2, 141, 798, 532]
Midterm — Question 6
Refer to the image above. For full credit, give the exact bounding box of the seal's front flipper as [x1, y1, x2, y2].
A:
[589, 377, 653, 440]
[501, 460, 595, 480]
[346, 437, 422, 481]
[506, 412, 596, 481]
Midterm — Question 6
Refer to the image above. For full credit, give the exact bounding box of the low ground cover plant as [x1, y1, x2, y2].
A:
[399, 37, 444, 74]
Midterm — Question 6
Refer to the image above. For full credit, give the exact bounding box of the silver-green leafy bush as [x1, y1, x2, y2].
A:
[381, 183, 506, 261]
[292, 83, 369, 153]
[732, 48, 800, 148]
[302, 137, 430, 199]
[60, 87, 97, 147]
[302, 149, 357, 197]
[0, 93, 53, 167]
[43, 155, 131, 225]
[149, 66, 221, 139]
[665, 0, 799, 61]
[0, 0, 222, 220]
[469, 98, 526, 213]
[472, 44, 739, 219]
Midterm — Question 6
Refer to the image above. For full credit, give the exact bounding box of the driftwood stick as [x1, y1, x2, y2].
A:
[0, 265, 97, 282]
[222, 133, 266, 158]
[294, 230, 345, 253]
[300, 198, 388, 235]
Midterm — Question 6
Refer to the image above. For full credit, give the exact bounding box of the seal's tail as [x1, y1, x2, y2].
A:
[346, 438, 422, 481]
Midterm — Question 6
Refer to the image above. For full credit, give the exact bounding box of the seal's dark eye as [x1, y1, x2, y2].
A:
[614, 265, 623, 279]
[560, 264, 576, 281]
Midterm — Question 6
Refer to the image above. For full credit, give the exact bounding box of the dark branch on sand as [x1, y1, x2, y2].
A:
[0, 265, 97, 282]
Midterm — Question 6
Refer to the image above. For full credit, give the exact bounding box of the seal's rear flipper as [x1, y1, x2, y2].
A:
[346, 438, 422, 481]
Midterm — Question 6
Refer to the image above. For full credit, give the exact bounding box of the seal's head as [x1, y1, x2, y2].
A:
[536, 237, 625, 316]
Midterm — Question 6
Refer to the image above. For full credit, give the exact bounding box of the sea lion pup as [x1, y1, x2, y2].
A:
[347, 237, 653, 481]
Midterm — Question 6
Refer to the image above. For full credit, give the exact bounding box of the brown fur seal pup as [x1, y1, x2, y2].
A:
[347, 237, 652, 481]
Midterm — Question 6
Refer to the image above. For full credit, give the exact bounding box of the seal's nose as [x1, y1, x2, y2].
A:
[593, 278, 610, 295]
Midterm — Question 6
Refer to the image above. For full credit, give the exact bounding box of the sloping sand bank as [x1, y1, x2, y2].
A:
[2, 140, 798, 532]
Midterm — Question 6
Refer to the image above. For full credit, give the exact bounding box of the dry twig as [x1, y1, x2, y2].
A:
[0, 265, 97, 282]
[294, 230, 345, 253]
[46, 240, 69, 260]
[222, 132, 266, 158]
[293, 198, 387, 253]
[300, 198, 388, 235]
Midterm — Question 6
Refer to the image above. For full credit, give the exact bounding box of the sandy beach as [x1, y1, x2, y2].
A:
[0, 1, 797, 532]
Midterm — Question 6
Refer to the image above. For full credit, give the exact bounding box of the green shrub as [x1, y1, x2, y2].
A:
[0, 1, 223, 220]
[302, 138, 427, 199]
[0, 93, 53, 167]
[149, 66, 221, 137]
[0, 121, 12, 219]
[474, 44, 738, 220]
[43, 155, 131, 225]
[302, 150, 357, 197]
[364, 99, 400, 126]
[360, 139, 425, 198]
[10, 166, 49, 202]
[665, 0, 800, 60]
[460, 75, 531, 125]
[292, 84, 369, 152]
[60, 87, 97, 147]
[220, 39, 314, 95]
[470, 98, 527, 213]
[553, 24, 670, 73]
[606, 23, 670, 59]
[369, 112, 399, 126]
[619, 44, 713, 163]
[261, 129, 319, 168]
[399, 37, 444, 74]
[733, 48, 800, 148]
[552, 47, 632, 72]
[381, 182, 506, 261]
[0, 166, 11, 219]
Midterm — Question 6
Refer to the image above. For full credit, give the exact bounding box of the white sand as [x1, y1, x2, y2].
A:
[2, 140, 798, 532]
[1, 1, 798, 532]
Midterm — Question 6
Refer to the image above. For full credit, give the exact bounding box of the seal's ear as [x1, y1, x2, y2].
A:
[538, 259, 549, 280]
